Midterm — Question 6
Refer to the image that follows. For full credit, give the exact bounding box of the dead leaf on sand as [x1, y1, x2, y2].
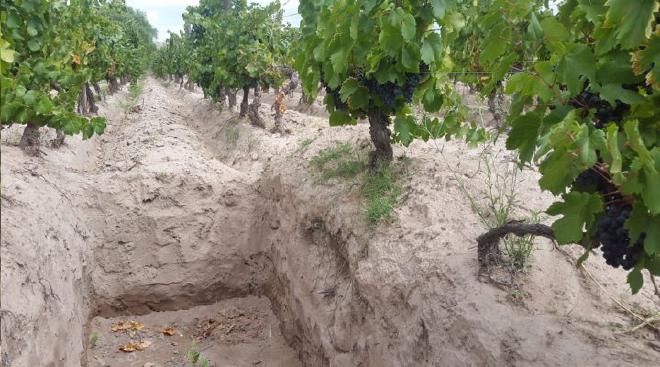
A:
[162, 326, 176, 336]
[119, 340, 151, 352]
[112, 320, 145, 332]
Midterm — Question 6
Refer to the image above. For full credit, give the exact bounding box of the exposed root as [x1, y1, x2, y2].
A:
[477, 221, 554, 271]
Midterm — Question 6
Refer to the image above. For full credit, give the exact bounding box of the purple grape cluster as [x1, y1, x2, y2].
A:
[355, 63, 429, 110]
[571, 167, 646, 270]
[569, 90, 630, 128]
[596, 205, 644, 270]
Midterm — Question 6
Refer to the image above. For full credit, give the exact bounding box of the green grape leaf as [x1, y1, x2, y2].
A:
[547, 191, 604, 244]
[27, 25, 38, 36]
[606, 124, 624, 184]
[339, 78, 359, 102]
[578, 126, 605, 167]
[399, 9, 416, 41]
[430, 0, 449, 18]
[645, 220, 660, 256]
[605, 0, 658, 49]
[394, 112, 415, 146]
[83, 123, 94, 140]
[528, 12, 543, 39]
[422, 88, 443, 112]
[0, 46, 16, 63]
[505, 72, 554, 102]
[506, 112, 541, 163]
[625, 202, 649, 244]
[27, 38, 41, 52]
[35, 96, 53, 115]
[626, 268, 643, 294]
[420, 33, 442, 65]
[401, 43, 420, 71]
[480, 23, 510, 65]
[329, 110, 354, 126]
[348, 86, 370, 110]
[350, 14, 359, 40]
[91, 116, 106, 135]
[598, 84, 645, 105]
[22, 90, 38, 106]
[559, 45, 596, 96]
[641, 170, 660, 215]
[15, 85, 27, 97]
[540, 17, 569, 53]
[623, 120, 653, 167]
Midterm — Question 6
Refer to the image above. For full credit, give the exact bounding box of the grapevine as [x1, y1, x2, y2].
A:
[447, 0, 659, 292]
[296, 0, 487, 168]
[0, 0, 156, 151]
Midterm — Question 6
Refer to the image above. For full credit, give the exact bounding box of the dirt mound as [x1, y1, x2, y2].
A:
[1, 77, 658, 367]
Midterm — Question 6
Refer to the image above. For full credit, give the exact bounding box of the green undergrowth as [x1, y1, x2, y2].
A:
[224, 123, 240, 145]
[311, 142, 404, 226]
[120, 79, 144, 112]
[298, 137, 316, 151]
[311, 142, 367, 180]
[455, 152, 538, 270]
[362, 166, 402, 225]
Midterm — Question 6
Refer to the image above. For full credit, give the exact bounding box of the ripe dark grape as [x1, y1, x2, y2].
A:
[353, 63, 428, 109]
[570, 168, 618, 198]
[572, 169, 602, 192]
[569, 88, 630, 128]
[596, 205, 644, 271]
[320, 70, 348, 111]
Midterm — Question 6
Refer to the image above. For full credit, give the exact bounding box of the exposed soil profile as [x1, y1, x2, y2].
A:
[1, 78, 659, 367]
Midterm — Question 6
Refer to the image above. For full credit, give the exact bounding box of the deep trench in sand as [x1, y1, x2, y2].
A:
[80, 80, 339, 367]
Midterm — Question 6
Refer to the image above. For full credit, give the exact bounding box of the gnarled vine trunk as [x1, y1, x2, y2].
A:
[77, 84, 90, 115]
[86, 83, 98, 114]
[227, 89, 237, 109]
[216, 86, 227, 109]
[77, 83, 98, 115]
[271, 73, 299, 132]
[107, 76, 119, 94]
[248, 86, 264, 128]
[487, 91, 506, 127]
[92, 82, 102, 101]
[239, 86, 249, 117]
[52, 129, 66, 147]
[367, 108, 393, 169]
[19, 122, 40, 154]
[272, 89, 286, 132]
[185, 79, 195, 91]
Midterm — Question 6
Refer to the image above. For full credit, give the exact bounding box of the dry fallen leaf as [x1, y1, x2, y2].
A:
[111, 320, 145, 332]
[162, 326, 176, 336]
[119, 340, 151, 352]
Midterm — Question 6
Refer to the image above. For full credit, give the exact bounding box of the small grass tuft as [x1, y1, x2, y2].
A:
[224, 124, 240, 145]
[362, 166, 402, 225]
[120, 80, 144, 112]
[186, 343, 211, 367]
[310, 141, 405, 226]
[311, 142, 367, 180]
[89, 332, 99, 347]
[299, 137, 315, 151]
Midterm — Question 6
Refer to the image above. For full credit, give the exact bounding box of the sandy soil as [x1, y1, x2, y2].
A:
[1, 77, 659, 367]
[87, 296, 299, 367]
